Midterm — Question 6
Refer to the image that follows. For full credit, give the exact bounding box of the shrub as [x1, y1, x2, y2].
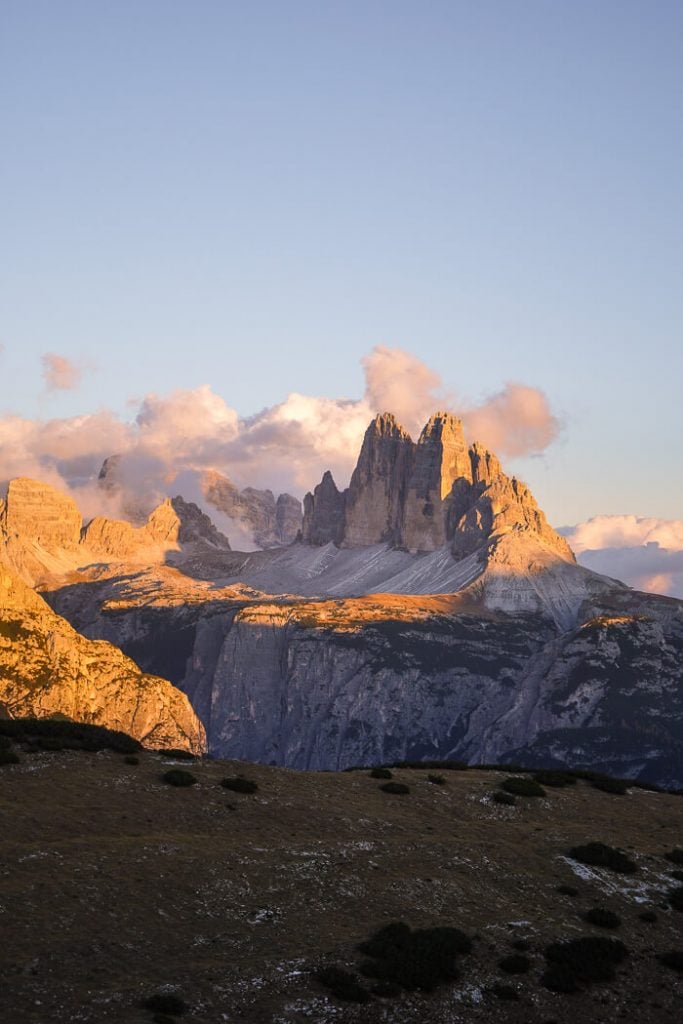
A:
[357, 921, 471, 992]
[380, 782, 410, 795]
[668, 886, 683, 912]
[493, 791, 516, 806]
[567, 842, 637, 874]
[512, 938, 531, 951]
[370, 767, 392, 779]
[638, 910, 658, 923]
[501, 776, 546, 798]
[533, 770, 577, 788]
[591, 777, 629, 795]
[0, 747, 20, 766]
[391, 759, 468, 771]
[317, 966, 371, 1003]
[428, 774, 446, 785]
[162, 769, 197, 787]
[584, 908, 621, 929]
[491, 983, 520, 1001]
[542, 936, 628, 990]
[657, 951, 683, 973]
[557, 885, 579, 897]
[39, 736, 65, 751]
[498, 954, 531, 974]
[157, 748, 196, 761]
[142, 992, 188, 1014]
[664, 848, 683, 865]
[670, 870, 683, 882]
[220, 776, 258, 794]
[124, 755, 140, 765]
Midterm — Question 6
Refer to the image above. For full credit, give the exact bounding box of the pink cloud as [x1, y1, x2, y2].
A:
[41, 353, 82, 391]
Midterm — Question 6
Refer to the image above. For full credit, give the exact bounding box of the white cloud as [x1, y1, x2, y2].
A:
[41, 353, 82, 391]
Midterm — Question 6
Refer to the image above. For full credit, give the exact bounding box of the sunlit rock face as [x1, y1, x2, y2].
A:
[202, 470, 302, 548]
[0, 562, 205, 753]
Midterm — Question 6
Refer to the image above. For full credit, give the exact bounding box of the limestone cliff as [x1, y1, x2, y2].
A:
[0, 562, 205, 752]
[202, 470, 302, 548]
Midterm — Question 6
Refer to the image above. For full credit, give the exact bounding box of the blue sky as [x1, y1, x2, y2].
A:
[1, 0, 682, 526]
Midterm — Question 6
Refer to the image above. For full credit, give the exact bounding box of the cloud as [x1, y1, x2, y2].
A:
[0, 346, 562, 542]
[562, 515, 683, 598]
[41, 353, 82, 391]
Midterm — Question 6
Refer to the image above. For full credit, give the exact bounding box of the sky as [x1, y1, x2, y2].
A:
[1, 1, 682, 594]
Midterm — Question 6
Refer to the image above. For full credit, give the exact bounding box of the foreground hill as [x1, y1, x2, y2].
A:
[1, 741, 682, 1023]
[0, 562, 205, 753]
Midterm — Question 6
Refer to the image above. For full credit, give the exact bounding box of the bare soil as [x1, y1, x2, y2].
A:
[1, 751, 681, 1023]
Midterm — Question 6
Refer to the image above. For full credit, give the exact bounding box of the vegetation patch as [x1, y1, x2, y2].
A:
[542, 935, 629, 991]
[556, 885, 579, 897]
[533, 770, 577, 788]
[428, 773, 446, 785]
[124, 755, 140, 765]
[220, 776, 258, 794]
[370, 767, 392, 779]
[492, 790, 516, 806]
[667, 885, 683, 911]
[657, 951, 683, 973]
[157, 748, 196, 761]
[584, 908, 621, 929]
[501, 776, 546, 798]
[0, 717, 140, 754]
[591, 776, 630, 795]
[498, 953, 531, 974]
[142, 991, 188, 1015]
[0, 746, 20, 766]
[391, 759, 468, 771]
[379, 781, 410, 795]
[316, 966, 371, 1003]
[162, 769, 197, 788]
[664, 848, 683, 865]
[567, 842, 637, 874]
[357, 921, 472, 992]
[490, 983, 519, 1001]
[638, 910, 658, 923]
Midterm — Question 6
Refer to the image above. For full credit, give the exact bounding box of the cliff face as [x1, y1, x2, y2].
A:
[202, 469, 302, 548]
[0, 562, 205, 753]
[302, 413, 574, 562]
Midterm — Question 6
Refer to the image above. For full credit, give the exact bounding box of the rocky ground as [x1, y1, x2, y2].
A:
[1, 744, 682, 1023]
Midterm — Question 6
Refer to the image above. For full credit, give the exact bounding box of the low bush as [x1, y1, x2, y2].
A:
[657, 951, 683, 973]
[316, 966, 371, 1003]
[380, 781, 410, 795]
[664, 848, 683, 865]
[584, 908, 621, 929]
[500, 776, 546, 798]
[567, 842, 637, 874]
[491, 983, 519, 1001]
[142, 992, 188, 1015]
[357, 921, 471, 992]
[162, 769, 197, 788]
[428, 774, 446, 785]
[493, 790, 516, 806]
[670, 870, 683, 882]
[39, 736, 65, 751]
[124, 755, 140, 765]
[668, 886, 683, 912]
[0, 747, 20, 766]
[556, 885, 579, 897]
[220, 776, 258, 794]
[533, 770, 577, 788]
[511, 938, 531, 951]
[391, 759, 468, 771]
[542, 935, 628, 991]
[157, 748, 196, 761]
[498, 954, 531, 974]
[591, 777, 630, 795]
[370, 767, 392, 779]
[638, 910, 658, 923]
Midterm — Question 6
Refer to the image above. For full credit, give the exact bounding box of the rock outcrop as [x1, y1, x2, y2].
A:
[202, 470, 302, 548]
[0, 561, 205, 753]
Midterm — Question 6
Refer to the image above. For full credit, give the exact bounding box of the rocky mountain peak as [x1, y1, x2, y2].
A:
[2, 477, 82, 550]
[146, 497, 232, 550]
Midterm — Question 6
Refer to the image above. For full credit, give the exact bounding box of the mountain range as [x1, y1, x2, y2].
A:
[1, 412, 681, 785]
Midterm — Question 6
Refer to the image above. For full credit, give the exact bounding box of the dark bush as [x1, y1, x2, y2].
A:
[0, 717, 140, 754]
[142, 991, 188, 1014]
[657, 951, 683, 973]
[491, 983, 520, 1001]
[0, 743, 20, 765]
[668, 886, 683, 911]
[317, 966, 371, 1003]
[370, 767, 393, 779]
[428, 774, 446, 785]
[584, 908, 621, 929]
[357, 921, 471, 992]
[501, 776, 546, 798]
[512, 938, 531, 951]
[542, 935, 628, 990]
[664, 848, 683, 865]
[670, 870, 683, 882]
[124, 755, 140, 765]
[567, 842, 637, 874]
[157, 748, 196, 761]
[369, 979, 401, 997]
[557, 885, 579, 897]
[533, 770, 577, 788]
[591, 777, 629, 795]
[380, 782, 410, 795]
[638, 910, 658, 923]
[391, 759, 468, 771]
[162, 769, 197, 787]
[493, 790, 516, 806]
[39, 736, 65, 751]
[498, 954, 531, 974]
[220, 776, 258, 794]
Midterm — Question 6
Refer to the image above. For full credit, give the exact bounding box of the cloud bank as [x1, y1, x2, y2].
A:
[562, 515, 683, 599]
[0, 345, 560, 522]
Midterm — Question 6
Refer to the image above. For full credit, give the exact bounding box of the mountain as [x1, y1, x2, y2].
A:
[0, 560, 205, 752]
[7, 411, 677, 788]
